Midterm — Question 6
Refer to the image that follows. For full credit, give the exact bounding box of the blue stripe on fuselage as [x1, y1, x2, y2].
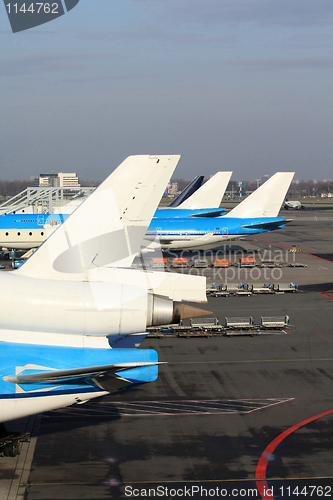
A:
[147, 217, 286, 236]
[0, 213, 286, 237]
[0, 214, 67, 229]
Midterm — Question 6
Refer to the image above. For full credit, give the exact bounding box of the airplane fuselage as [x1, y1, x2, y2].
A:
[0, 214, 66, 249]
[0, 213, 287, 251]
[284, 201, 304, 210]
[146, 216, 289, 249]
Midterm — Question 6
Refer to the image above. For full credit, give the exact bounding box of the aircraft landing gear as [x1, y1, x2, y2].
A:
[0, 423, 26, 458]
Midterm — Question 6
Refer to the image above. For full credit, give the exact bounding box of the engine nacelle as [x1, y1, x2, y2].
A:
[146, 294, 182, 326]
[0, 272, 186, 337]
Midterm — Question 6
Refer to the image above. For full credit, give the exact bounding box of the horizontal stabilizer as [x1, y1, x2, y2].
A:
[17, 155, 180, 279]
[225, 172, 294, 218]
[178, 172, 232, 209]
[190, 209, 225, 218]
[240, 219, 293, 230]
[4, 361, 162, 393]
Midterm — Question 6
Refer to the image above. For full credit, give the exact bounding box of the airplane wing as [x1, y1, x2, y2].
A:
[4, 362, 163, 393]
[16, 155, 180, 279]
[240, 219, 293, 229]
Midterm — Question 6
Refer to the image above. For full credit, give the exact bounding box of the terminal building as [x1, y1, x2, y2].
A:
[33, 172, 80, 189]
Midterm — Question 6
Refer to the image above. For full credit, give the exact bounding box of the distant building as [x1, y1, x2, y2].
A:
[167, 182, 178, 195]
[34, 172, 80, 188]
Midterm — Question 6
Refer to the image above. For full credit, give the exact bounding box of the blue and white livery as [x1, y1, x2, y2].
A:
[0, 155, 207, 427]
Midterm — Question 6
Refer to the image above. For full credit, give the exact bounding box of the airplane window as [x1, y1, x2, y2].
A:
[17, 232, 20, 236]
[29, 232, 32, 236]
[5, 232, 9, 236]
[41, 232, 44, 236]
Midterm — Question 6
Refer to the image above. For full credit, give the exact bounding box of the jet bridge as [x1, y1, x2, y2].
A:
[0, 187, 95, 215]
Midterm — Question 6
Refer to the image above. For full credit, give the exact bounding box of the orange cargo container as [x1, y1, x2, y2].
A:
[152, 258, 167, 263]
[214, 258, 229, 267]
[173, 258, 188, 263]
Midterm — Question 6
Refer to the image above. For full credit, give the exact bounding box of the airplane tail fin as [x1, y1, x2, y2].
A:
[168, 176, 204, 207]
[17, 155, 180, 279]
[178, 171, 232, 209]
[224, 172, 294, 218]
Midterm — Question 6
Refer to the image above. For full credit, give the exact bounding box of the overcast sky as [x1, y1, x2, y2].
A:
[1, 0, 332, 182]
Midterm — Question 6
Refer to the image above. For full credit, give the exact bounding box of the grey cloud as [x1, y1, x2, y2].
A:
[225, 57, 333, 71]
[135, 0, 333, 27]
[76, 28, 234, 47]
[286, 32, 333, 50]
[0, 52, 111, 77]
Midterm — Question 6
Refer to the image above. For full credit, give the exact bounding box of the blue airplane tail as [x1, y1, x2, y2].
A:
[168, 176, 204, 207]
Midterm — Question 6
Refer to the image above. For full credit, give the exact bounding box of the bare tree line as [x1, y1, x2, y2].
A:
[235, 179, 333, 197]
[0, 180, 34, 198]
[174, 178, 333, 198]
[0, 177, 332, 199]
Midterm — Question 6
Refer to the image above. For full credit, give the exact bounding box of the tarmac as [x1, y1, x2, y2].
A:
[0, 210, 332, 499]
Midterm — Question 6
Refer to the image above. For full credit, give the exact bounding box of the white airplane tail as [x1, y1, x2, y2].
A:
[224, 172, 294, 218]
[17, 155, 180, 280]
[178, 171, 232, 209]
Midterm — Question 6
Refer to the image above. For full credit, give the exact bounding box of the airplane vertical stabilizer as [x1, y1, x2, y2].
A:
[168, 176, 204, 207]
[17, 155, 180, 279]
[224, 172, 294, 218]
[178, 171, 232, 209]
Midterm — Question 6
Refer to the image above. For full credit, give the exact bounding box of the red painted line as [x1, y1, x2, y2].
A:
[255, 409, 333, 500]
[316, 332, 325, 338]
[302, 252, 333, 262]
[253, 236, 333, 263]
[253, 236, 294, 250]
[318, 293, 333, 300]
[284, 328, 291, 335]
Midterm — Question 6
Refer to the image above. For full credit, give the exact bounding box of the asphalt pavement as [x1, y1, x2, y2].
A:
[1, 210, 332, 500]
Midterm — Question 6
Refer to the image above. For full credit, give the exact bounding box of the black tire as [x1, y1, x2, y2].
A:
[3, 439, 19, 457]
